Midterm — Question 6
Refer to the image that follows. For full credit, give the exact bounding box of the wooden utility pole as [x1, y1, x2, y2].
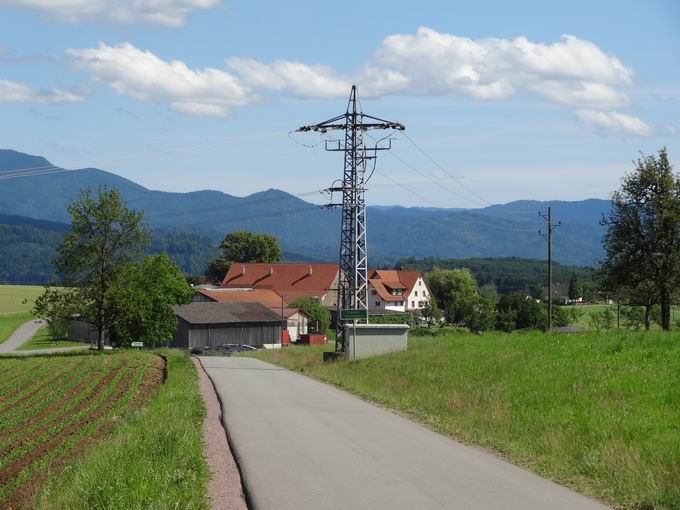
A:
[539, 207, 560, 331]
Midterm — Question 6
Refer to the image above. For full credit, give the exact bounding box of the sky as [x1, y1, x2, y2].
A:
[0, 0, 679, 208]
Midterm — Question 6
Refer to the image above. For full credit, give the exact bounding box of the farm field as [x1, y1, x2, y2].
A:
[247, 331, 680, 509]
[0, 351, 165, 508]
[32, 350, 209, 509]
[0, 285, 44, 315]
[16, 325, 84, 351]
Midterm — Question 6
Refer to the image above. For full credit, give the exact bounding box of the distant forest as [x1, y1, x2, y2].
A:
[396, 257, 598, 296]
[1, 213, 599, 294]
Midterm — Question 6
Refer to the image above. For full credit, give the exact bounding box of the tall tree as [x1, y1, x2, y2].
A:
[34, 188, 149, 349]
[568, 272, 583, 302]
[600, 148, 680, 330]
[206, 230, 281, 284]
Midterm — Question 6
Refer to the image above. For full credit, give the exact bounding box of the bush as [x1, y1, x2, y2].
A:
[589, 308, 615, 331]
[465, 296, 496, 333]
[496, 293, 547, 331]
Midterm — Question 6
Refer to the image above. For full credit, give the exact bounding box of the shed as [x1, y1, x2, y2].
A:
[171, 301, 282, 349]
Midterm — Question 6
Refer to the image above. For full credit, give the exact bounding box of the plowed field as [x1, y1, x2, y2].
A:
[0, 352, 165, 509]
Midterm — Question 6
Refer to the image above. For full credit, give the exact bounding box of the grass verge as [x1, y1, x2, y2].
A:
[246, 331, 680, 509]
[16, 325, 84, 351]
[32, 349, 209, 509]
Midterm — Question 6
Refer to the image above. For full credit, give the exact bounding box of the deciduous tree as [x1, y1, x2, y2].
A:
[600, 148, 680, 330]
[206, 230, 281, 284]
[34, 188, 149, 350]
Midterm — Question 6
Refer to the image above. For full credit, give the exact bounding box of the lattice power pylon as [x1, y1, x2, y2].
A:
[296, 85, 405, 354]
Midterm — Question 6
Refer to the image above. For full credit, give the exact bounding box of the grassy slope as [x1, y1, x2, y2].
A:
[33, 349, 209, 509]
[247, 332, 680, 509]
[16, 325, 83, 351]
[0, 285, 43, 314]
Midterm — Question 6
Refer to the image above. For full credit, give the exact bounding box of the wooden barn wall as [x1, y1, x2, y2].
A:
[186, 322, 281, 348]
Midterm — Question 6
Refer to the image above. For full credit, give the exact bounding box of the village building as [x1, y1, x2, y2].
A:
[171, 301, 282, 349]
[221, 263, 339, 308]
[368, 270, 430, 313]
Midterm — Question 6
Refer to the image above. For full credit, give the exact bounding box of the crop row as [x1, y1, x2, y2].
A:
[0, 356, 117, 450]
[0, 356, 102, 431]
[0, 358, 79, 409]
[0, 353, 154, 504]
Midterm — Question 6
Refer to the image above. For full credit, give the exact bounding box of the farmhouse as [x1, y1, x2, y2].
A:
[171, 301, 282, 348]
[221, 263, 339, 308]
[368, 270, 430, 313]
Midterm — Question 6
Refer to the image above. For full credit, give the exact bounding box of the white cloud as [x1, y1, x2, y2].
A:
[0, 78, 83, 103]
[68, 43, 252, 117]
[227, 58, 351, 98]
[67, 29, 647, 133]
[0, 0, 219, 26]
[574, 109, 651, 136]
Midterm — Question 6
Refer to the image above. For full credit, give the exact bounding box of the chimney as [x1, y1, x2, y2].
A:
[240, 265, 246, 275]
[308, 265, 313, 276]
[268, 265, 274, 276]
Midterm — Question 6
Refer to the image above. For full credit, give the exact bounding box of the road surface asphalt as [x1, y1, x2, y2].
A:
[200, 356, 609, 510]
[0, 319, 88, 355]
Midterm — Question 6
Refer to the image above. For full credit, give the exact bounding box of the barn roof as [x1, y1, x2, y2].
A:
[221, 263, 338, 300]
[173, 301, 282, 325]
[197, 288, 286, 308]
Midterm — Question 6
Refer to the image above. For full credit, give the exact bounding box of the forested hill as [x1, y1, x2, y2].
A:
[0, 149, 610, 266]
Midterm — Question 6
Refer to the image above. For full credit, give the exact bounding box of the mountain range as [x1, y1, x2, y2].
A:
[0, 149, 610, 281]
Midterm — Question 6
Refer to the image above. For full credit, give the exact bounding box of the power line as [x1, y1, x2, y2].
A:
[367, 133, 487, 208]
[0, 131, 290, 181]
[401, 132, 491, 206]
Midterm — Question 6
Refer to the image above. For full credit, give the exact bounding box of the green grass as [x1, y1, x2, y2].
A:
[246, 331, 680, 509]
[16, 325, 84, 351]
[569, 304, 680, 330]
[0, 284, 44, 314]
[33, 349, 209, 509]
[0, 311, 34, 344]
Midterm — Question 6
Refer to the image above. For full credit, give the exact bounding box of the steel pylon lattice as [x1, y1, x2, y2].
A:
[296, 85, 404, 354]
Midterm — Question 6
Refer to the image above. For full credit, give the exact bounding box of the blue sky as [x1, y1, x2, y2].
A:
[0, 0, 678, 208]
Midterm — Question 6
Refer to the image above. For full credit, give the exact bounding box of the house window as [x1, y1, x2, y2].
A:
[418, 280, 422, 286]
[418, 301, 424, 307]
[375, 301, 381, 307]
[415, 291, 418, 297]
[411, 301, 415, 307]
[371, 289, 377, 295]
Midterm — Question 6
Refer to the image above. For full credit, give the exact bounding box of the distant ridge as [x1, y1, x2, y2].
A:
[0, 150, 609, 266]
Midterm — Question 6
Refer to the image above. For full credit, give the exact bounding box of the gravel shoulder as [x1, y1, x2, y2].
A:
[192, 356, 247, 510]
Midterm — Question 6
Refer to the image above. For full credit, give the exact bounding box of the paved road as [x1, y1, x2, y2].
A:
[200, 356, 608, 510]
[0, 319, 88, 355]
[0, 318, 45, 352]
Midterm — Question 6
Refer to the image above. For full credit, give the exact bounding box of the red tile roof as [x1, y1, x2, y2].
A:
[369, 270, 423, 302]
[221, 263, 338, 301]
[197, 288, 286, 309]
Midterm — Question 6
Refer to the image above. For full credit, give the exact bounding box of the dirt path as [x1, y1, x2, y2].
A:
[192, 357, 247, 510]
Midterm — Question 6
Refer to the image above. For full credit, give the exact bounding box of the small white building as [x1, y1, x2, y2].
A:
[368, 270, 431, 313]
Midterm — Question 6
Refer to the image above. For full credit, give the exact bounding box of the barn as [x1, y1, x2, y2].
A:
[171, 301, 282, 349]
